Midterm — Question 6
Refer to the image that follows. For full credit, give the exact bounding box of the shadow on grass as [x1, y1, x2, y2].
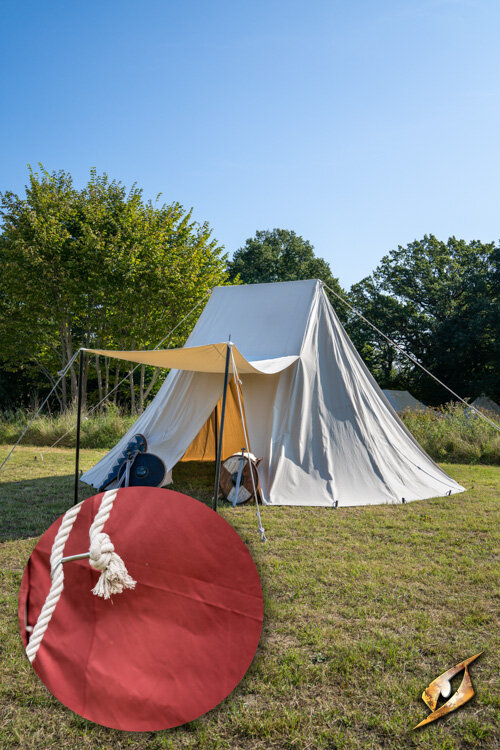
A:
[0, 475, 93, 542]
[0, 461, 226, 542]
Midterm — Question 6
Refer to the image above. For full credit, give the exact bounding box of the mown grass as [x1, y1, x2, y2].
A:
[0, 402, 499, 463]
[0, 447, 499, 749]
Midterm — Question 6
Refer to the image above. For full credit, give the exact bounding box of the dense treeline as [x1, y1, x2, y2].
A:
[348, 236, 499, 405]
[1, 167, 498, 413]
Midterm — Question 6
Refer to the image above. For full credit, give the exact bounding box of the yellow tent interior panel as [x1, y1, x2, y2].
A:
[180, 379, 248, 462]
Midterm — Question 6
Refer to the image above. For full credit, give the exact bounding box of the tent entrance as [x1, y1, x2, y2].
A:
[181, 379, 248, 463]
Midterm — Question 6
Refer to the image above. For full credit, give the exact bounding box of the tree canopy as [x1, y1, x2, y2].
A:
[0, 166, 229, 411]
[228, 228, 347, 318]
[1, 168, 498, 413]
[348, 235, 499, 404]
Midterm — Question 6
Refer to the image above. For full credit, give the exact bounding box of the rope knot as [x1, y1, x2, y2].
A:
[89, 532, 115, 569]
[89, 531, 136, 599]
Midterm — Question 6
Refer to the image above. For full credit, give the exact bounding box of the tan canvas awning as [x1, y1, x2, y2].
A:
[84, 344, 298, 375]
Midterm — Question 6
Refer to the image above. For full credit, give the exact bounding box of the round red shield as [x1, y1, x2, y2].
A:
[19, 488, 263, 731]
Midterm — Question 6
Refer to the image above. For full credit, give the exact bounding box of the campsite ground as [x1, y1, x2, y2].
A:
[0, 447, 498, 749]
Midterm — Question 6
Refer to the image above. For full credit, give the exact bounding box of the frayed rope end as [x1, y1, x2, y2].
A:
[89, 532, 137, 599]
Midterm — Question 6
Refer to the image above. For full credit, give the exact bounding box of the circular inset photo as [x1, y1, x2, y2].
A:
[19, 487, 263, 731]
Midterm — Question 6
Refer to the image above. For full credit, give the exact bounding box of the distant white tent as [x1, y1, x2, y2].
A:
[82, 280, 464, 506]
[382, 389, 427, 413]
[472, 396, 500, 420]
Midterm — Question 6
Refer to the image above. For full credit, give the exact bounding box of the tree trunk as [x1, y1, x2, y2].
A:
[61, 372, 67, 412]
[60, 317, 77, 404]
[33, 358, 63, 411]
[383, 344, 394, 381]
[113, 364, 121, 404]
[104, 357, 110, 399]
[143, 368, 160, 404]
[82, 354, 90, 411]
[95, 354, 103, 403]
[138, 365, 145, 413]
[59, 321, 68, 411]
[129, 369, 136, 414]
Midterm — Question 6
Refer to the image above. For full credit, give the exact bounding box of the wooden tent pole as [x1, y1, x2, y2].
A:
[73, 350, 84, 506]
[212, 343, 231, 512]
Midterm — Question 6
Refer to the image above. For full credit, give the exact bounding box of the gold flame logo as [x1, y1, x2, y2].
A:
[414, 652, 482, 729]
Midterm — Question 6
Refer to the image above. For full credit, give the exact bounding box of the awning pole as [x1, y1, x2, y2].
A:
[212, 342, 231, 512]
[73, 350, 85, 506]
[214, 404, 218, 466]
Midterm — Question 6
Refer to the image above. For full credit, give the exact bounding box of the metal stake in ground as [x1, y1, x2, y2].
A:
[212, 341, 232, 512]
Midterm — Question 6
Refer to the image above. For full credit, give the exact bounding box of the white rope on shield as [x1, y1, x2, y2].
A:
[26, 488, 135, 663]
[25, 500, 84, 662]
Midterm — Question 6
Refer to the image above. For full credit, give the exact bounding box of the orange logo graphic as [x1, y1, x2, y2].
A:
[414, 652, 482, 729]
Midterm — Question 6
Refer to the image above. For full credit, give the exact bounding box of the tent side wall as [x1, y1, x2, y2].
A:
[244, 285, 464, 506]
[81, 370, 229, 489]
[382, 390, 427, 413]
[305, 288, 464, 505]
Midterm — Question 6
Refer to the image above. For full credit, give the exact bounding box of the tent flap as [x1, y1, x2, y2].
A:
[83, 345, 298, 375]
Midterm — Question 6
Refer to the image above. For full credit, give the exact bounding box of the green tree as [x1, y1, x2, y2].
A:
[0, 167, 80, 409]
[228, 228, 346, 316]
[0, 166, 229, 413]
[348, 235, 499, 404]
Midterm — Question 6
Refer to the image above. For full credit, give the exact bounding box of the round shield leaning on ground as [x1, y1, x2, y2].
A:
[219, 451, 262, 505]
[19, 487, 263, 731]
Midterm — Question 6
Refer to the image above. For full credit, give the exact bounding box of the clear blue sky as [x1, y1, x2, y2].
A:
[1, 0, 499, 289]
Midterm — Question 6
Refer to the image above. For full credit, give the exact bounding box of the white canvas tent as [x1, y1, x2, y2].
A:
[82, 279, 464, 506]
[382, 389, 427, 413]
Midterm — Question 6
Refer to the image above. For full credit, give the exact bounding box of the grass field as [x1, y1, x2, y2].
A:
[0, 446, 499, 749]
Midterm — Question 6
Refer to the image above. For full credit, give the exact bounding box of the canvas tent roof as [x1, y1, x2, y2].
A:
[382, 389, 427, 413]
[82, 279, 464, 506]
